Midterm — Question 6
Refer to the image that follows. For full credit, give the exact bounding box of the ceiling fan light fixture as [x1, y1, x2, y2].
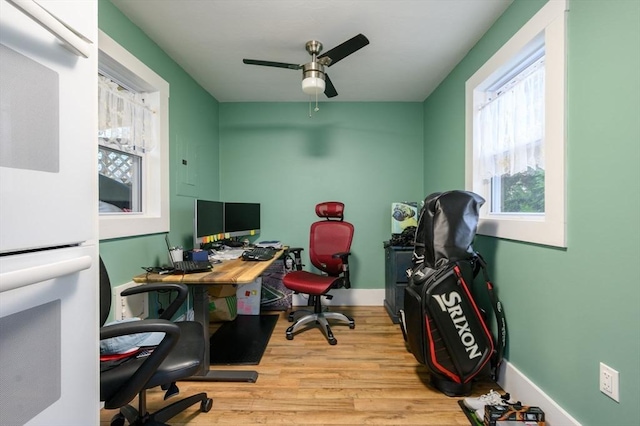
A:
[302, 76, 325, 95]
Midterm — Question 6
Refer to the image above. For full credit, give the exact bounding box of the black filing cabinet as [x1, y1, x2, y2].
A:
[383, 242, 413, 323]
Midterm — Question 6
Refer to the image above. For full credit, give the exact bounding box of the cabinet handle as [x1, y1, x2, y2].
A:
[0, 256, 92, 293]
[5, 0, 92, 58]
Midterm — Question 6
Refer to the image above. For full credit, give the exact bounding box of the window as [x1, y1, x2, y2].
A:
[98, 74, 150, 213]
[98, 30, 170, 239]
[465, 0, 568, 247]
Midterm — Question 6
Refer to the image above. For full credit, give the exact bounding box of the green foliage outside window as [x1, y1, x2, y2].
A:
[499, 168, 545, 213]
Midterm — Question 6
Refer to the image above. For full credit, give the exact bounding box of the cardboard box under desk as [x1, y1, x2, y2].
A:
[207, 284, 238, 322]
[208, 284, 237, 298]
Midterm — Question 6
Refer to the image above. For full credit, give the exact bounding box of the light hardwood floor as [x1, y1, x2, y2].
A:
[100, 306, 498, 425]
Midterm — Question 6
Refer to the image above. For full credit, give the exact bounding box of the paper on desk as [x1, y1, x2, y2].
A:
[209, 248, 245, 261]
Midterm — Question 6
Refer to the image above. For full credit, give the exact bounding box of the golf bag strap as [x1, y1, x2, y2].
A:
[476, 254, 507, 382]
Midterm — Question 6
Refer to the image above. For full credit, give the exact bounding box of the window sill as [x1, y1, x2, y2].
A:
[478, 216, 566, 248]
[100, 214, 168, 240]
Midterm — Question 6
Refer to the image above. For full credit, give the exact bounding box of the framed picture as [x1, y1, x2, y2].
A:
[392, 202, 418, 234]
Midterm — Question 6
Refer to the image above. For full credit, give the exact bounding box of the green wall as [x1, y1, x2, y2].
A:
[220, 103, 424, 289]
[98, 0, 220, 286]
[423, 1, 640, 425]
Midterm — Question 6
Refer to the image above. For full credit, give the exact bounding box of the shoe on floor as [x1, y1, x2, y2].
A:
[462, 389, 516, 418]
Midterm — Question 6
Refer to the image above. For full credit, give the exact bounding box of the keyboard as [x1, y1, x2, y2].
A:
[241, 247, 277, 261]
[173, 260, 213, 273]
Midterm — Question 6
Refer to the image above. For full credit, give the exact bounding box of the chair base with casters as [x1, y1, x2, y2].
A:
[286, 293, 354, 345]
[110, 391, 212, 426]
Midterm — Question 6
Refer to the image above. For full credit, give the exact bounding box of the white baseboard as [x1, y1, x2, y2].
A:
[498, 360, 581, 426]
[292, 288, 385, 307]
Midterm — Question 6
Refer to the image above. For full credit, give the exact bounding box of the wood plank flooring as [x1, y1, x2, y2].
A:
[100, 306, 499, 425]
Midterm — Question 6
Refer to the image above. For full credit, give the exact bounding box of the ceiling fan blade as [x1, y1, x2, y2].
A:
[242, 59, 302, 70]
[318, 34, 369, 67]
[324, 74, 338, 98]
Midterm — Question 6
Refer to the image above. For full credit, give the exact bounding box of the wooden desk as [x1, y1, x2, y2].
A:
[133, 250, 283, 383]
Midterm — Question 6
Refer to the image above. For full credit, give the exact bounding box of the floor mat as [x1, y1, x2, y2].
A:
[209, 314, 278, 365]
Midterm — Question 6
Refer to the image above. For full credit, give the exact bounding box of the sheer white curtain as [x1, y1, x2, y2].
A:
[98, 74, 155, 153]
[475, 63, 545, 180]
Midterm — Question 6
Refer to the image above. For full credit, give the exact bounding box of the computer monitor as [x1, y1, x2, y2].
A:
[224, 202, 261, 238]
[194, 199, 224, 247]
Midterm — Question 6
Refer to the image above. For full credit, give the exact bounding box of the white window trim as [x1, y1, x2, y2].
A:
[465, 0, 568, 248]
[98, 30, 170, 240]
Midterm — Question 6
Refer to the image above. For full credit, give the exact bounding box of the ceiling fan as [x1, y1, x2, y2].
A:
[242, 34, 370, 98]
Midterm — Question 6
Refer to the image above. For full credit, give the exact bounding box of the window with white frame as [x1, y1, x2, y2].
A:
[98, 74, 149, 213]
[465, 0, 568, 247]
[98, 30, 170, 240]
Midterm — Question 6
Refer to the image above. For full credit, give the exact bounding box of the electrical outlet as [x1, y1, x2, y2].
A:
[599, 362, 620, 402]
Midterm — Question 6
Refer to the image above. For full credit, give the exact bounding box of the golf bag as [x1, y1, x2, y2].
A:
[400, 191, 506, 396]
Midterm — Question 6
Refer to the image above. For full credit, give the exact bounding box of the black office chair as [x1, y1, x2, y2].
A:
[282, 202, 355, 345]
[100, 258, 212, 425]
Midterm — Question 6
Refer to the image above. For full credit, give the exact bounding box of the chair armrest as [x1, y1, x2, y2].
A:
[331, 251, 351, 261]
[121, 283, 188, 320]
[332, 251, 352, 289]
[101, 319, 180, 408]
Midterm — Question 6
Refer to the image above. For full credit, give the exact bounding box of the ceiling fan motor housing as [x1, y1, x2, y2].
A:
[302, 61, 326, 95]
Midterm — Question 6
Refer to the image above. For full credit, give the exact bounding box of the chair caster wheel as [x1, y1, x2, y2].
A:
[287, 313, 294, 322]
[329, 338, 337, 345]
[201, 398, 213, 413]
[110, 413, 125, 426]
[286, 333, 293, 340]
[349, 323, 355, 329]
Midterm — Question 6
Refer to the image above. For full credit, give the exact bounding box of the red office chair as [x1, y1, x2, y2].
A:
[283, 201, 355, 345]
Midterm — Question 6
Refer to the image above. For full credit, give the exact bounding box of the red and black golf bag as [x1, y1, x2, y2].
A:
[400, 190, 507, 396]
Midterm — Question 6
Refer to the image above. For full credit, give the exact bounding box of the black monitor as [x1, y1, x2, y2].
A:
[194, 199, 224, 247]
[224, 202, 261, 238]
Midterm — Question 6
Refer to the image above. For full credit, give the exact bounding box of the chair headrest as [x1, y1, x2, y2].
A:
[315, 202, 345, 221]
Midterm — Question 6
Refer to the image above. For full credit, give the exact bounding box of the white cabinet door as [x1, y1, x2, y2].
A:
[0, 245, 98, 425]
[0, 0, 98, 253]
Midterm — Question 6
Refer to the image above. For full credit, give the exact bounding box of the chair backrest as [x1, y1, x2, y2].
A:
[309, 202, 354, 276]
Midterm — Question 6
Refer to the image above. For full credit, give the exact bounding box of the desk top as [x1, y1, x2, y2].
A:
[133, 249, 284, 285]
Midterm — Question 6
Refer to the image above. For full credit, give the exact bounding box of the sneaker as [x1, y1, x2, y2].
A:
[462, 389, 515, 418]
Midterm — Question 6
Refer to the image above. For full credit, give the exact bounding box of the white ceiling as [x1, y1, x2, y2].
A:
[110, 0, 512, 102]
